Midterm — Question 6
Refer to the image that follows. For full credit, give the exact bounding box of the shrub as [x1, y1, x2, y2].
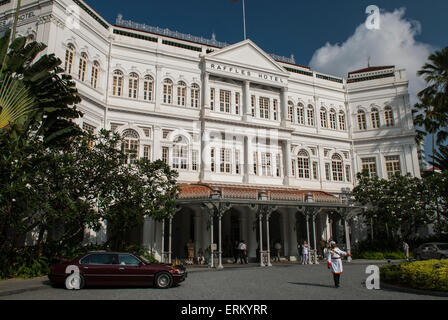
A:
[380, 260, 448, 292]
[352, 251, 406, 260]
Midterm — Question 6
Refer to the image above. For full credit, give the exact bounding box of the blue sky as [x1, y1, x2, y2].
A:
[87, 0, 447, 67]
[86, 0, 447, 162]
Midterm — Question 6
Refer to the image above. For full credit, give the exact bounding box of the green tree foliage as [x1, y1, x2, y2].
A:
[353, 171, 434, 239]
[0, 129, 179, 278]
[413, 46, 448, 146]
[429, 145, 448, 172]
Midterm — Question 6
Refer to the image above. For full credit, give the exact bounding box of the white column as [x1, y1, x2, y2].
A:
[247, 209, 257, 259]
[243, 80, 251, 120]
[202, 72, 210, 115]
[243, 136, 250, 183]
[344, 218, 352, 262]
[201, 209, 210, 255]
[259, 213, 264, 267]
[217, 213, 223, 269]
[193, 210, 201, 257]
[306, 215, 311, 248]
[153, 126, 162, 160]
[210, 211, 214, 268]
[312, 214, 318, 264]
[142, 217, 153, 250]
[155, 65, 162, 111]
[288, 210, 298, 257]
[239, 214, 248, 243]
[280, 87, 288, 125]
[266, 214, 272, 267]
[283, 140, 291, 185]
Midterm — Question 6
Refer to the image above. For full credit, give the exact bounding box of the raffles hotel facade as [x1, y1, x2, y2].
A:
[0, 0, 422, 266]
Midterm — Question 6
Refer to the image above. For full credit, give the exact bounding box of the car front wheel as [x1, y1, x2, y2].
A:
[155, 272, 173, 289]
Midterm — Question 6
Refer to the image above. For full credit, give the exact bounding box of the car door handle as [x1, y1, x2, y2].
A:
[119, 267, 125, 270]
[83, 267, 88, 270]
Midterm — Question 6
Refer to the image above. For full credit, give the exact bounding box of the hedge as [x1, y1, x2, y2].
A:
[380, 259, 448, 292]
[352, 251, 407, 260]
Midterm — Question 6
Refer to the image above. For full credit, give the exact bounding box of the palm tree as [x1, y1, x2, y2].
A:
[0, 31, 82, 145]
[0, 74, 34, 129]
[414, 47, 448, 145]
[429, 145, 448, 172]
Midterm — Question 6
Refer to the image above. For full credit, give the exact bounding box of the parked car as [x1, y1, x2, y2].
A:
[49, 251, 186, 289]
[414, 242, 448, 260]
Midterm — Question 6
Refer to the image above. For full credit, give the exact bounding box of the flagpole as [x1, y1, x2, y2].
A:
[242, 0, 247, 40]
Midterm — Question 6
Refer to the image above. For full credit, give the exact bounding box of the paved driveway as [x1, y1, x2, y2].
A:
[1, 262, 446, 300]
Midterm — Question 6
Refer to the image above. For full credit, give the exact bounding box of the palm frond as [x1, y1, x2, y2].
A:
[0, 74, 35, 128]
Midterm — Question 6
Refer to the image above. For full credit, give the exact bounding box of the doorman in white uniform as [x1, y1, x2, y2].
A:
[327, 241, 351, 288]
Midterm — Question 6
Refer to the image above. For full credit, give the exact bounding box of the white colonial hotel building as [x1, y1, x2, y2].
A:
[0, 0, 421, 265]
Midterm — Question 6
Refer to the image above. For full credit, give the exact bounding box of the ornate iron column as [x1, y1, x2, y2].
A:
[203, 189, 231, 269]
[312, 212, 318, 264]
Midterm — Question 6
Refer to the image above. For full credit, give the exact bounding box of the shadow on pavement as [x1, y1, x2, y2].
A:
[288, 282, 335, 289]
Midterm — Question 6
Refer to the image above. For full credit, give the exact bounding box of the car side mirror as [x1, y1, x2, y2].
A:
[139, 261, 143, 267]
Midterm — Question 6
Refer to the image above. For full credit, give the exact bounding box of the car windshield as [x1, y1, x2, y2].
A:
[437, 244, 448, 251]
[138, 255, 150, 264]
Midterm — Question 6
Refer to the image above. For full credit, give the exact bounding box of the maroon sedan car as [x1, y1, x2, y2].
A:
[49, 251, 186, 289]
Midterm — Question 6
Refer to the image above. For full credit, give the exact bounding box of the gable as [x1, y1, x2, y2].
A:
[208, 40, 287, 74]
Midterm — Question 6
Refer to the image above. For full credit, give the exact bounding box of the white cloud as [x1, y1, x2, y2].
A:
[309, 8, 434, 104]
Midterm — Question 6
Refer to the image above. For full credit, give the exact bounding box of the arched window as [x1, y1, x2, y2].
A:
[385, 106, 394, 127]
[307, 105, 315, 126]
[338, 110, 346, 131]
[64, 44, 75, 74]
[297, 103, 305, 125]
[357, 110, 367, 130]
[329, 109, 337, 129]
[163, 79, 173, 104]
[288, 101, 294, 122]
[331, 154, 343, 181]
[143, 75, 153, 101]
[91, 61, 99, 89]
[112, 70, 123, 96]
[172, 136, 188, 170]
[128, 72, 139, 99]
[177, 81, 186, 106]
[122, 129, 139, 164]
[320, 107, 328, 128]
[191, 83, 200, 108]
[371, 108, 380, 129]
[78, 52, 87, 82]
[297, 150, 310, 179]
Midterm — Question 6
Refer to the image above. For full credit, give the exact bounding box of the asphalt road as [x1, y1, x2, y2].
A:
[1, 262, 447, 300]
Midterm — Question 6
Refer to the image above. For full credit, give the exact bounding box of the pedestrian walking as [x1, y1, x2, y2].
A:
[402, 240, 410, 261]
[327, 241, 351, 288]
[301, 241, 309, 264]
[233, 240, 240, 264]
[238, 240, 248, 264]
[274, 241, 282, 262]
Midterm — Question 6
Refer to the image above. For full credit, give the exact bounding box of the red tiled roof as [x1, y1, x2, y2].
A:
[178, 184, 340, 203]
